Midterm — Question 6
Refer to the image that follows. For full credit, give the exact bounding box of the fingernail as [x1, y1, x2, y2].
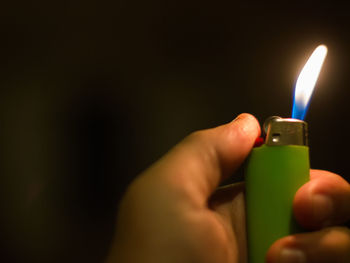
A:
[312, 194, 333, 226]
[277, 248, 306, 263]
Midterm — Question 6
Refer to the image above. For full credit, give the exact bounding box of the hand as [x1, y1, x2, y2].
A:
[107, 113, 350, 263]
[107, 113, 260, 263]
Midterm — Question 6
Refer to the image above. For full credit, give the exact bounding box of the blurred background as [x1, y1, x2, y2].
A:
[1, 1, 350, 262]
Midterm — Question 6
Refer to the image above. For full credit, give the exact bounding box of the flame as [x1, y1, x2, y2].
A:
[292, 45, 328, 120]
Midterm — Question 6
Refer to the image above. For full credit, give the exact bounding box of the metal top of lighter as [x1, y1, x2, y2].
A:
[263, 116, 308, 147]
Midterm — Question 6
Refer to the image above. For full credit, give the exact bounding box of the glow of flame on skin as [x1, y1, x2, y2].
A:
[292, 45, 328, 120]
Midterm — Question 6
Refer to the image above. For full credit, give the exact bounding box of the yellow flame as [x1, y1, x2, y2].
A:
[295, 45, 328, 109]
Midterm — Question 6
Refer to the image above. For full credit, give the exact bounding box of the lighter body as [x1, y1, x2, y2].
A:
[245, 117, 310, 263]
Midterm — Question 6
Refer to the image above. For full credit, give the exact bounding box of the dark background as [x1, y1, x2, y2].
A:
[1, 1, 350, 262]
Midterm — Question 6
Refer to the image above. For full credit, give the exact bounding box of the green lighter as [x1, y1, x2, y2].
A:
[245, 117, 309, 263]
[245, 44, 328, 263]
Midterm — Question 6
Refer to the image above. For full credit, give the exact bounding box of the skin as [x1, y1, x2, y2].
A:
[107, 113, 350, 263]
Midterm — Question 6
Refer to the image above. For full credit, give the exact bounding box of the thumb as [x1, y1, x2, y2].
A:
[142, 113, 260, 206]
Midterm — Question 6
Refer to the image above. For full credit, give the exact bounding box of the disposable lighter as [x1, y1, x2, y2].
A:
[245, 116, 310, 263]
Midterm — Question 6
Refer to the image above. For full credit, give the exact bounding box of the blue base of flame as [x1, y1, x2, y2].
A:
[292, 100, 308, 120]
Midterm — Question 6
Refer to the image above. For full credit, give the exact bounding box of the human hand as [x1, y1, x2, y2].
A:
[107, 113, 350, 263]
[107, 113, 260, 263]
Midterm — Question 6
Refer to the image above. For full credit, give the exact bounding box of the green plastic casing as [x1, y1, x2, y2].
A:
[245, 144, 310, 263]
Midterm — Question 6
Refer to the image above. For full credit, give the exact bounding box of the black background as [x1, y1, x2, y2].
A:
[1, 1, 350, 262]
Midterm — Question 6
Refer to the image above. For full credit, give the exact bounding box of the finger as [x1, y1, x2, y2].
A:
[294, 169, 350, 230]
[141, 113, 260, 206]
[266, 227, 350, 263]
